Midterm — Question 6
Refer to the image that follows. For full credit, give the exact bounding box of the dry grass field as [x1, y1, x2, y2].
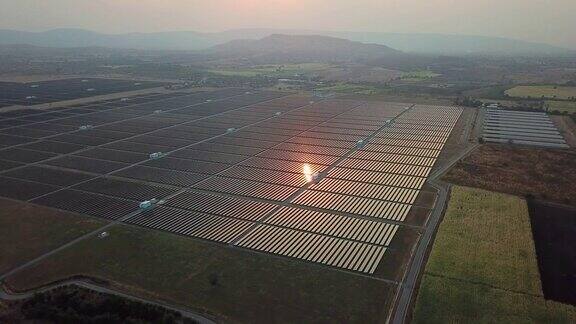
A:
[444, 144, 576, 206]
[4, 224, 395, 324]
[412, 186, 576, 323]
[0, 198, 106, 274]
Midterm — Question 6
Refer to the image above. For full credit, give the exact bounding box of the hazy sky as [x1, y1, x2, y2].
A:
[1, 0, 575, 48]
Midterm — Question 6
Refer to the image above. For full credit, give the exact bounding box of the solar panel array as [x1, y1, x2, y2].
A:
[0, 78, 167, 107]
[482, 109, 568, 148]
[0, 89, 462, 274]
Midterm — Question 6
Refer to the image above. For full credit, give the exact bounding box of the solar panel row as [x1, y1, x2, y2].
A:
[482, 109, 568, 148]
[236, 225, 387, 274]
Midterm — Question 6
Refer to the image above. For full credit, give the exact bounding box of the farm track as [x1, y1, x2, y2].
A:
[0, 279, 216, 324]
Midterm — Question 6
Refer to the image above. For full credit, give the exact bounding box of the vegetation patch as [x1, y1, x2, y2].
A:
[505, 85, 576, 100]
[412, 186, 576, 323]
[443, 144, 576, 206]
[547, 100, 576, 113]
[315, 82, 380, 94]
[0, 286, 196, 323]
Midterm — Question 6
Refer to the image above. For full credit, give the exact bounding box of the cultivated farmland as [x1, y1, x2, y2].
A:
[412, 186, 576, 323]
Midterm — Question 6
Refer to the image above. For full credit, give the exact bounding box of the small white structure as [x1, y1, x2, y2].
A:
[356, 139, 366, 149]
[98, 231, 109, 239]
[274, 112, 282, 117]
[226, 127, 237, 133]
[78, 125, 94, 131]
[139, 198, 158, 210]
[149, 152, 166, 160]
[153, 110, 163, 114]
[311, 172, 321, 183]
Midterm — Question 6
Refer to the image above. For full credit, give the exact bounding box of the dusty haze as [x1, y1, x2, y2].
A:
[1, 0, 575, 48]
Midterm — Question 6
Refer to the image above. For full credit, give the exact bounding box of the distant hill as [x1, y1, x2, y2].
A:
[0, 28, 215, 51]
[207, 34, 403, 63]
[220, 29, 574, 56]
[0, 28, 573, 56]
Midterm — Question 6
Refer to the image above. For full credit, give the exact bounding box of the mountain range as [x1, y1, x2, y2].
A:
[0, 28, 572, 56]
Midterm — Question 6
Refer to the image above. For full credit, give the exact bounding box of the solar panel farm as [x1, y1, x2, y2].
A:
[0, 91, 460, 261]
[0, 84, 471, 321]
[2, 75, 572, 323]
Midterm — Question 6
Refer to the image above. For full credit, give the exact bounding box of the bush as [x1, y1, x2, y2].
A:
[20, 286, 197, 324]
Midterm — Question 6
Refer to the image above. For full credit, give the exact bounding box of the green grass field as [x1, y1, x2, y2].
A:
[400, 70, 441, 81]
[0, 199, 106, 274]
[5, 224, 395, 323]
[412, 186, 576, 323]
[505, 85, 576, 100]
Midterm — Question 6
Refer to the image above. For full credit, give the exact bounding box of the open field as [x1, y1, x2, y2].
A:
[315, 82, 380, 94]
[505, 85, 576, 100]
[0, 198, 106, 274]
[400, 70, 441, 81]
[4, 224, 396, 324]
[415, 275, 576, 323]
[412, 186, 576, 323]
[528, 200, 576, 305]
[207, 63, 332, 77]
[424, 186, 540, 293]
[444, 144, 576, 206]
[317, 66, 402, 83]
